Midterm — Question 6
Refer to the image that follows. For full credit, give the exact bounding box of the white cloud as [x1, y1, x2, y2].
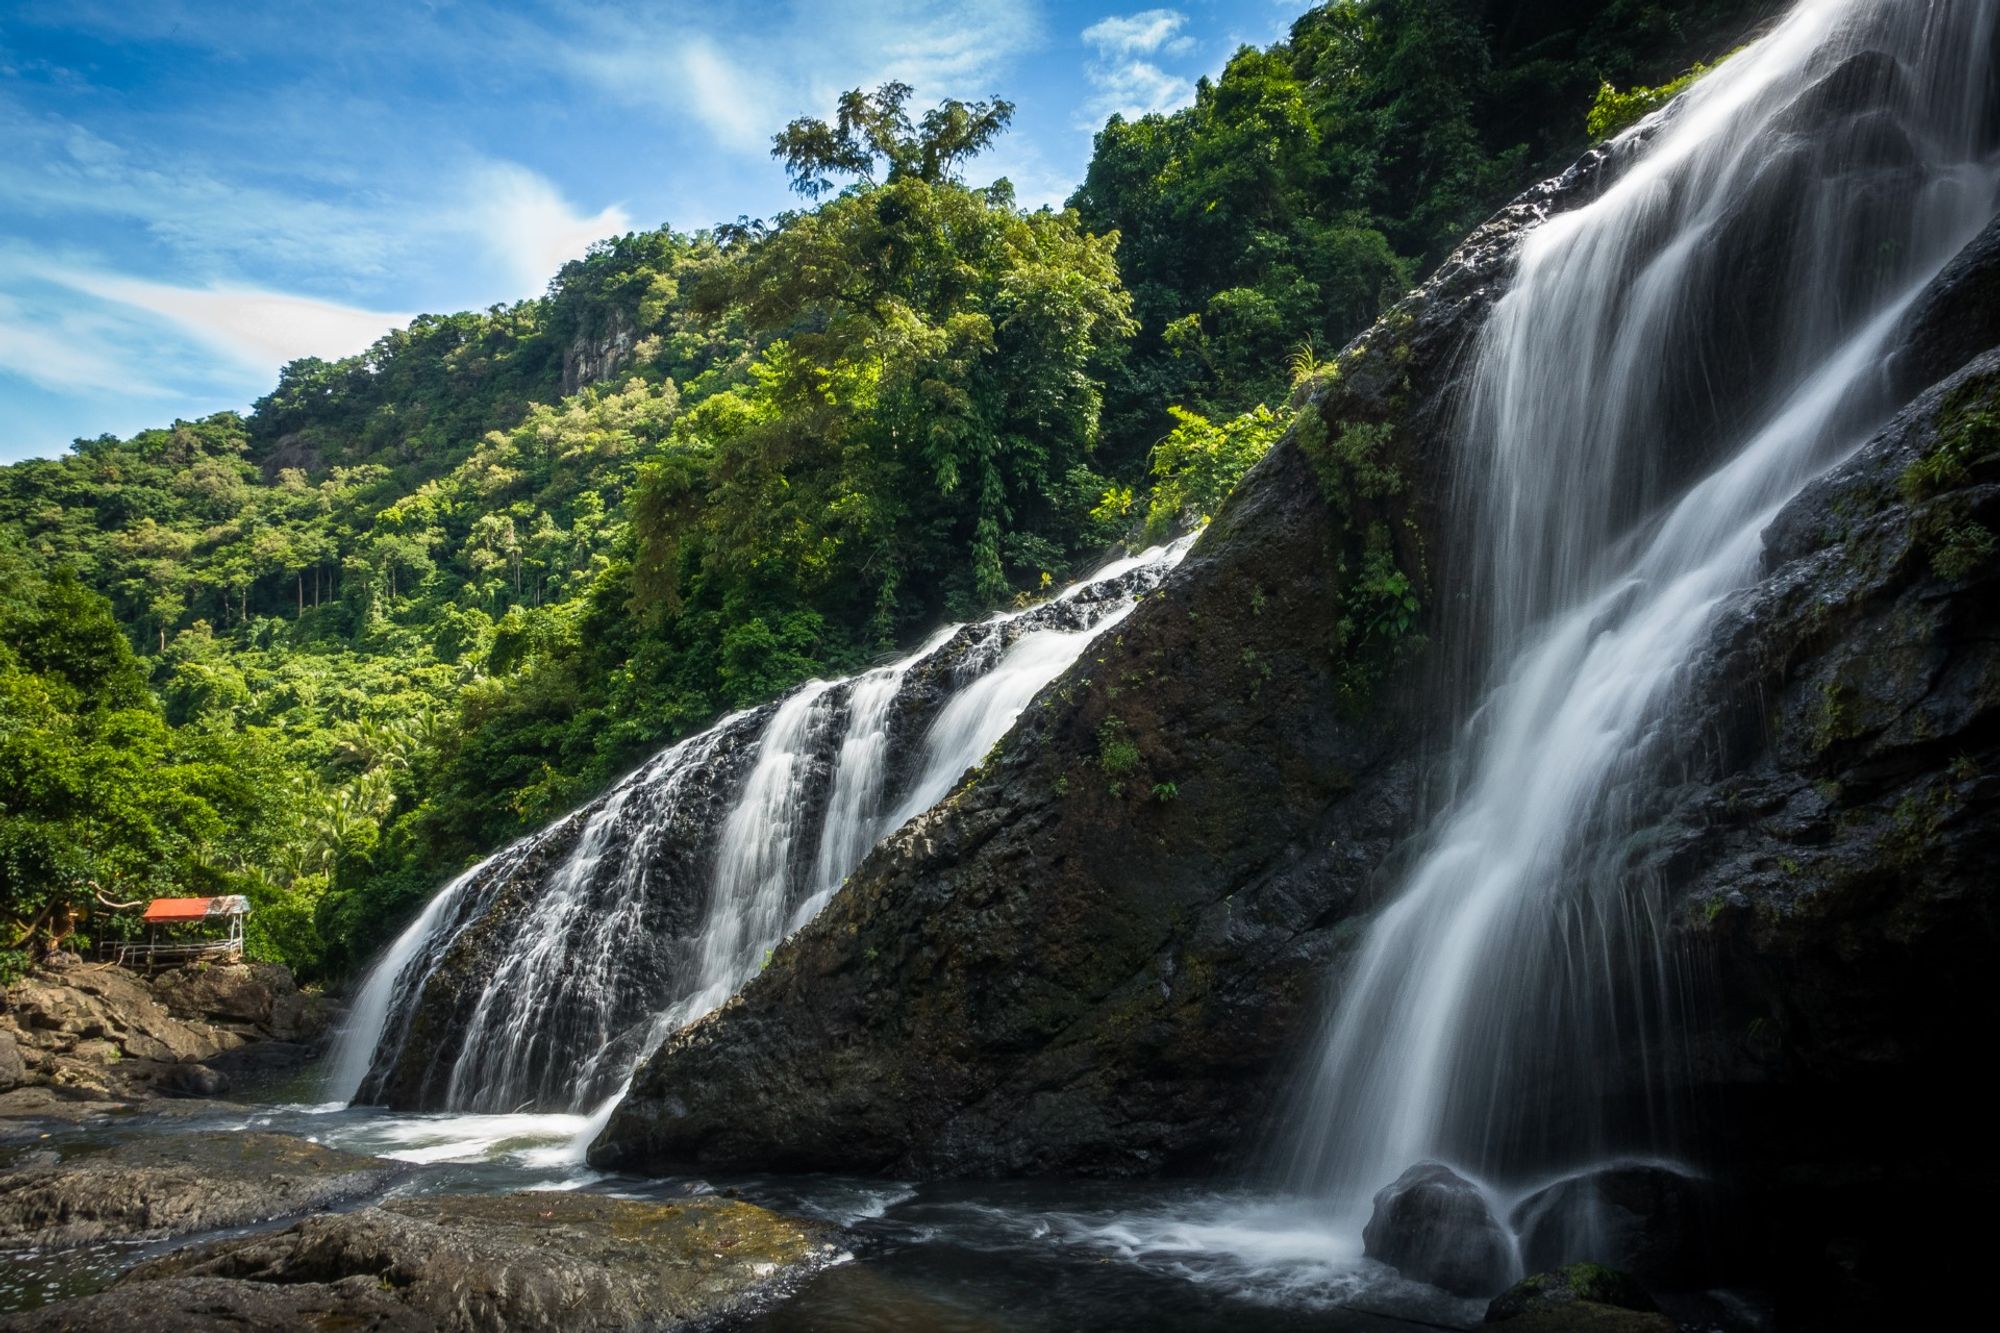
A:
[1082, 9, 1193, 58]
[1078, 9, 1198, 126]
[562, 31, 780, 153]
[460, 163, 633, 295]
[558, 1, 1041, 164]
[1083, 59, 1194, 123]
[50, 270, 408, 371]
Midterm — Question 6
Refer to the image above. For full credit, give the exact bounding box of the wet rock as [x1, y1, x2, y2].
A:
[1893, 213, 2000, 394]
[1510, 1165, 1710, 1287]
[1, 1192, 839, 1332]
[1485, 1264, 1671, 1331]
[1640, 316, 2000, 1319]
[1362, 1162, 1516, 1298]
[0, 1086, 126, 1128]
[154, 1063, 230, 1100]
[0, 1274, 429, 1333]
[368, 542, 1199, 1118]
[0, 1131, 402, 1249]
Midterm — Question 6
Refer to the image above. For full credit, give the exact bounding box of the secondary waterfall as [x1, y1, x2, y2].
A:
[1288, 0, 1999, 1223]
[327, 536, 1192, 1114]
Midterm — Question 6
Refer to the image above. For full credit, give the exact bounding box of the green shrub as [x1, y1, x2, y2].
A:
[1097, 718, 1142, 779]
[1588, 61, 1710, 140]
[1932, 522, 1996, 580]
[1139, 405, 1288, 540]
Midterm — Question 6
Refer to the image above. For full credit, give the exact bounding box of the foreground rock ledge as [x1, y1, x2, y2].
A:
[0, 1191, 839, 1333]
[0, 1131, 402, 1249]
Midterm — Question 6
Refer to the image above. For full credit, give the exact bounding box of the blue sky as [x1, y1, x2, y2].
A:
[0, 1, 1298, 462]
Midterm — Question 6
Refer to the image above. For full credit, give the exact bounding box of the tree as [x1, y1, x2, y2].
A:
[772, 82, 1016, 199]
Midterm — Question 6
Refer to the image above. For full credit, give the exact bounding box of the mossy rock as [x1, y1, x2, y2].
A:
[1486, 1265, 1668, 1330]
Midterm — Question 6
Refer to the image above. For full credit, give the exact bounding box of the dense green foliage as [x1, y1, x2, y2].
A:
[1070, 0, 1765, 452]
[0, 0, 1760, 981]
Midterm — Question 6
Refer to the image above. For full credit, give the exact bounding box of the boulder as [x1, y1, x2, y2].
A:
[0, 1131, 402, 1249]
[1361, 1162, 1516, 1298]
[0, 1192, 839, 1332]
[0, 1034, 25, 1094]
[154, 1063, 231, 1100]
[1509, 1165, 1710, 1287]
[152, 963, 327, 1042]
[1485, 1265, 1672, 1331]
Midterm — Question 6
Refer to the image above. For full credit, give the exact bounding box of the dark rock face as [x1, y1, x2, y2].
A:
[1485, 1265, 1669, 1331]
[0, 1132, 402, 1249]
[1361, 1162, 1516, 1298]
[1509, 1166, 1708, 1288]
[0, 1192, 837, 1333]
[588, 149, 1633, 1182]
[1637, 342, 2000, 1324]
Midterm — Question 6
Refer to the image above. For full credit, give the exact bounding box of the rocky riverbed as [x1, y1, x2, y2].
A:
[0, 1120, 841, 1332]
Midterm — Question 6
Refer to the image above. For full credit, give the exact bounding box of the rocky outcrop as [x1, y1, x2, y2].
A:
[562, 311, 637, 397]
[587, 147, 1635, 1179]
[0, 1192, 837, 1333]
[0, 1132, 401, 1249]
[0, 961, 326, 1112]
[1362, 1163, 1516, 1298]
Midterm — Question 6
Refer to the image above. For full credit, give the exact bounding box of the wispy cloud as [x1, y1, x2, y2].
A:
[0, 291, 176, 398]
[1082, 9, 1194, 58]
[1080, 9, 1196, 124]
[50, 271, 408, 371]
[0, 97, 409, 284]
[459, 163, 633, 295]
[557, 0, 1041, 161]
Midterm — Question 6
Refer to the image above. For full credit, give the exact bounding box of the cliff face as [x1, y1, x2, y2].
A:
[587, 145, 1641, 1178]
[1648, 290, 2000, 1313]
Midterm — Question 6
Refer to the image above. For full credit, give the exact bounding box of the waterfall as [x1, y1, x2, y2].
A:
[1288, 0, 1999, 1222]
[327, 536, 1193, 1113]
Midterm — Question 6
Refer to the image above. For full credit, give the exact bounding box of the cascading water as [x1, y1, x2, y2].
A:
[326, 536, 1193, 1120]
[1286, 0, 1999, 1237]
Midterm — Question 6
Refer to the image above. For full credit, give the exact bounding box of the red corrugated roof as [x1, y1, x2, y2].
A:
[143, 898, 218, 922]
